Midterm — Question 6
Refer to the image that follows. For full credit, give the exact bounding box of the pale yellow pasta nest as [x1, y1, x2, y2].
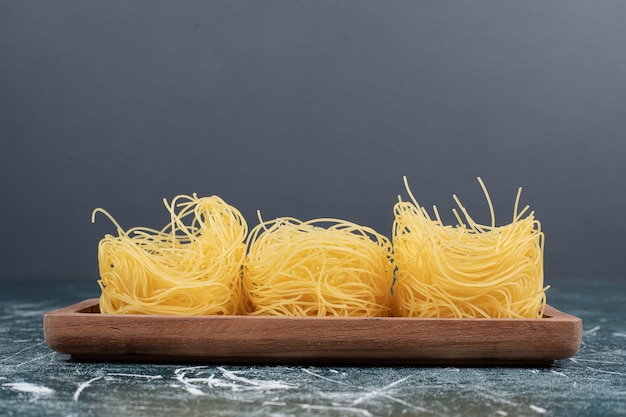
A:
[392, 177, 547, 318]
[93, 194, 248, 315]
[243, 216, 394, 317]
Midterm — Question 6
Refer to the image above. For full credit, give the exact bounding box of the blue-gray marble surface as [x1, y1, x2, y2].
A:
[1, 277, 624, 416]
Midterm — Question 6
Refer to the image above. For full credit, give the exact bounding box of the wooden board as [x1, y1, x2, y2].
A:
[43, 299, 582, 366]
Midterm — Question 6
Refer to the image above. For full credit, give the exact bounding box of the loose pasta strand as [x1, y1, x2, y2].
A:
[93, 194, 248, 315]
[392, 177, 547, 318]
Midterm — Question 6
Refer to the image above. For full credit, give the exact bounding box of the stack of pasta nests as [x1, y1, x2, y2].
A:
[94, 178, 547, 319]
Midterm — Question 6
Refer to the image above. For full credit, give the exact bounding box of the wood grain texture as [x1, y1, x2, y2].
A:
[43, 299, 582, 366]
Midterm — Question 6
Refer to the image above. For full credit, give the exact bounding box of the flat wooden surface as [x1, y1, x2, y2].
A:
[43, 299, 582, 365]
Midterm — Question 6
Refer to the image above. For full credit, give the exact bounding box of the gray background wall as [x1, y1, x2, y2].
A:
[1, 0, 625, 284]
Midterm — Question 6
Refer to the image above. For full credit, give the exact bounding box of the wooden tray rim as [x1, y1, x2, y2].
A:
[45, 298, 578, 322]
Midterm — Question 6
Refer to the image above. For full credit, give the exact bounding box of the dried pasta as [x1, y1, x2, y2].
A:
[93, 194, 248, 315]
[392, 177, 547, 318]
[243, 216, 393, 317]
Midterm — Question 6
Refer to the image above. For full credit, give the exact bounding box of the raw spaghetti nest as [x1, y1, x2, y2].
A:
[93, 194, 248, 315]
[243, 216, 394, 316]
[392, 177, 547, 318]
